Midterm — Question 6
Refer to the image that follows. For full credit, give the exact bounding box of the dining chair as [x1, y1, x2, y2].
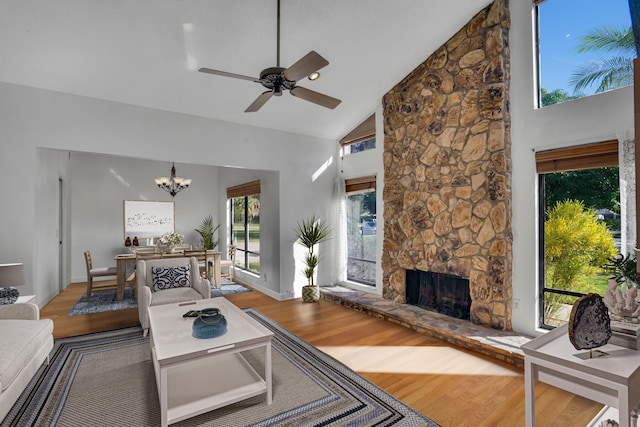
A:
[220, 245, 236, 281]
[83, 251, 118, 300]
[132, 246, 160, 255]
[183, 249, 210, 281]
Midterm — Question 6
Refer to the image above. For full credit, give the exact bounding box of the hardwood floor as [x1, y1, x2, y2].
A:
[41, 281, 603, 427]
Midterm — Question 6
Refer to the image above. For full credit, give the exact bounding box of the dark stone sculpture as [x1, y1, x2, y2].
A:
[568, 293, 612, 350]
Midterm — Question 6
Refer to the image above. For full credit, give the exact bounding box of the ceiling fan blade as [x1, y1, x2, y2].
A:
[283, 51, 329, 82]
[245, 91, 274, 112]
[199, 68, 260, 83]
[290, 86, 341, 109]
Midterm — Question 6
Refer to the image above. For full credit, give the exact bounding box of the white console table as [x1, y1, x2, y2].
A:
[522, 323, 640, 427]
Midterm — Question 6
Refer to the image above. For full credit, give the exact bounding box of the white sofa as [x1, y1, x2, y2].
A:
[0, 302, 54, 422]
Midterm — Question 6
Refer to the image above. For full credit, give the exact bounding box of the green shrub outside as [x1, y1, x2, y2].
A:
[544, 200, 618, 321]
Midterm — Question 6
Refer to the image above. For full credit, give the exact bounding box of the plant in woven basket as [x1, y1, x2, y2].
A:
[294, 216, 331, 288]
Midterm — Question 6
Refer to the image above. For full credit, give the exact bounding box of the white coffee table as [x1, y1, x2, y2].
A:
[147, 297, 273, 427]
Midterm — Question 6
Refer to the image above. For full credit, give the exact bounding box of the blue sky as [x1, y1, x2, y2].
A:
[538, 0, 632, 95]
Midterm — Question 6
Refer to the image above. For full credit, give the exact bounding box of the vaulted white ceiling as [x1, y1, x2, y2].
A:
[0, 0, 492, 140]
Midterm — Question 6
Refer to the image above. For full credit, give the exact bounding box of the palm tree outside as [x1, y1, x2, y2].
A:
[569, 26, 635, 93]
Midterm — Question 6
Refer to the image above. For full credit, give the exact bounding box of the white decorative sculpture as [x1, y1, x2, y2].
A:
[603, 279, 640, 320]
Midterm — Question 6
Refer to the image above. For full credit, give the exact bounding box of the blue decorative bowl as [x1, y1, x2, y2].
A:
[192, 308, 227, 339]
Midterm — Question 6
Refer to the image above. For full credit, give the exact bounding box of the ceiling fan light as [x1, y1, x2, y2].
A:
[308, 72, 320, 81]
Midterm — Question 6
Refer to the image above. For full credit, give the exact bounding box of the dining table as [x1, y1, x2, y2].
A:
[114, 250, 221, 300]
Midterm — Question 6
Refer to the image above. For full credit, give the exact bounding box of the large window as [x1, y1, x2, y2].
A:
[536, 0, 632, 107]
[537, 142, 620, 327]
[227, 180, 260, 275]
[345, 176, 376, 285]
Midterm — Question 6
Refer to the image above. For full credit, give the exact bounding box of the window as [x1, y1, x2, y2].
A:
[227, 180, 260, 275]
[537, 142, 620, 327]
[345, 176, 376, 285]
[536, 0, 632, 107]
[340, 114, 376, 155]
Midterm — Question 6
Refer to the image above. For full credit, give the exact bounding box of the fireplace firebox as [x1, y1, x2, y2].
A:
[406, 270, 471, 320]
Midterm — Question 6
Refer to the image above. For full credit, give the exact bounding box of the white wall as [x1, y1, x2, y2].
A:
[0, 81, 334, 306]
[34, 149, 70, 305]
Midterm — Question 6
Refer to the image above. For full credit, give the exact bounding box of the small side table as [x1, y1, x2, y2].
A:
[16, 294, 36, 304]
[522, 323, 640, 427]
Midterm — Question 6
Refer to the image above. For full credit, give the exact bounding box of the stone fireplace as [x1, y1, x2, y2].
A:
[381, 0, 512, 330]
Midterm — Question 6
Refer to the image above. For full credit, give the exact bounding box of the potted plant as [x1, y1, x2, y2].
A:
[293, 216, 331, 303]
[194, 215, 220, 250]
[602, 253, 640, 320]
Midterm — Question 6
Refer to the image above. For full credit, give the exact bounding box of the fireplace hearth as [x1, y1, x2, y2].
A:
[406, 270, 471, 320]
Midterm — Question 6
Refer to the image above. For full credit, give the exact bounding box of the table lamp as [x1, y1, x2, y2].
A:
[0, 263, 25, 305]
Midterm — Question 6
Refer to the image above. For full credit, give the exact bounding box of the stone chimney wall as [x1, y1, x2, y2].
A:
[381, 0, 512, 330]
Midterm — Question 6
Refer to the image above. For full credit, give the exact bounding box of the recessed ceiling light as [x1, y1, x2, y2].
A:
[308, 72, 320, 81]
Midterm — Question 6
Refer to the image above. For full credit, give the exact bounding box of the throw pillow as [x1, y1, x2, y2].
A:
[151, 265, 191, 292]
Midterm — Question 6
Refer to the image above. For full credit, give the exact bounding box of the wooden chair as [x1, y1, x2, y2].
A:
[220, 245, 236, 281]
[132, 246, 160, 255]
[183, 249, 210, 281]
[84, 251, 118, 300]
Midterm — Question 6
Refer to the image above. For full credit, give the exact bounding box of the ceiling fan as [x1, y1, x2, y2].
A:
[198, 0, 341, 112]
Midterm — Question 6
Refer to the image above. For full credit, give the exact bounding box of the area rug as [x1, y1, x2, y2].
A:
[67, 286, 137, 316]
[211, 279, 252, 297]
[67, 280, 252, 316]
[5, 309, 438, 427]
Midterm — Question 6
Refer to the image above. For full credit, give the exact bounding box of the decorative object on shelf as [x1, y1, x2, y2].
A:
[133, 236, 139, 246]
[0, 263, 25, 305]
[192, 307, 227, 339]
[154, 162, 192, 197]
[157, 231, 184, 254]
[124, 237, 132, 247]
[609, 320, 640, 350]
[568, 293, 612, 353]
[194, 215, 220, 250]
[293, 216, 331, 303]
[602, 254, 640, 321]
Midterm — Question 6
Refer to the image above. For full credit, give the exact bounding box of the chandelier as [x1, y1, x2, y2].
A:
[154, 162, 192, 197]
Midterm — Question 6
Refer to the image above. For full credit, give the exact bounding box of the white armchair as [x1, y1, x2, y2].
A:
[0, 303, 54, 421]
[137, 257, 211, 337]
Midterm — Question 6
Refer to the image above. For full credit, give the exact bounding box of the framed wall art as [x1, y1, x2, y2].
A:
[123, 200, 175, 239]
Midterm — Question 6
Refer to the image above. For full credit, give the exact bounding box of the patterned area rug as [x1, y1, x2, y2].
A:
[5, 309, 438, 426]
[67, 286, 137, 316]
[67, 280, 251, 316]
[210, 280, 252, 297]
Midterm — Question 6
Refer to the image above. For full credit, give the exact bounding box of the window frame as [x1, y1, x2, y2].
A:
[344, 175, 377, 286]
[340, 114, 376, 155]
[227, 180, 261, 275]
[536, 141, 619, 328]
[534, 0, 633, 108]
